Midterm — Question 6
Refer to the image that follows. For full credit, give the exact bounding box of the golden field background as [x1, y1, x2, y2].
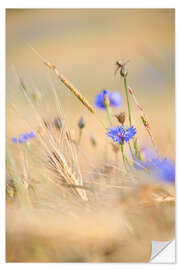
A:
[6, 9, 175, 162]
[6, 9, 175, 262]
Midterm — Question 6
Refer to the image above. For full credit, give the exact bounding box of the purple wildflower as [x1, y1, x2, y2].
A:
[134, 150, 175, 184]
[106, 125, 136, 144]
[11, 137, 18, 144]
[11, 131, 36, 144]
[18, 133, 29, 143]
[95, 90, 122, 109]
[140, 147, 157, 161]
[148, 158, 175, 183]
[27, 131, 36, 139]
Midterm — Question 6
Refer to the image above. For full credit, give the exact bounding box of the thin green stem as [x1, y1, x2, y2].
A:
[105, 104, 112, 126]
[75, 128, 83, 173]
[122, 122, 134, 161]
[134, 141, 138, 160]
[128, 142, 134, 160]
[76, 128, 83, 160]
[120, 144, 127, 170]
[6, 149, 21, 192]
[6, 149, 32, 207]
[123, 77, 137, 159]
[77, 128, 83, 147]
[124, 77, 132, 126]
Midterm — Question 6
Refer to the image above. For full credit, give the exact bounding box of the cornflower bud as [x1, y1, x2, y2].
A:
[134, 138, 140, 153]
[78, 117, 85, 129]
[103, 90, 110, 107]
[120, 66, 128, 78]
[141, 115, 150, 128]
[115, 112, 126, 125]
[32, 89, 41, 102]
[54, 117, 62, 130]
[138, 151, 144, 162]
[115, 60, 129, 78]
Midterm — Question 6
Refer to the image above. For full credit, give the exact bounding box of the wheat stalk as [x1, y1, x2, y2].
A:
[50, 150, 88, 201]
[29, 46, 95, 114]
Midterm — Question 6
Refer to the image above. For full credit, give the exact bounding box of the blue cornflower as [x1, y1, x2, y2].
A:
[134, 147, 157, 170]
[134, 159, 144, 170]
[109, 92, 122, 107]
[106, 125, 136, 144]
[95, 90, 122, 109]
[27, 131, 36, 139]
[148, 158, 175, 184]
[140, 147, 157, 161]
[11, 137, 18, 144]
[11, 131, 36, 144]
[18, 133, 29, 143]
[134, 153, 175, 184]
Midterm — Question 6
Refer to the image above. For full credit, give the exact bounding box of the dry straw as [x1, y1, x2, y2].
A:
[128, 86, 157, 151]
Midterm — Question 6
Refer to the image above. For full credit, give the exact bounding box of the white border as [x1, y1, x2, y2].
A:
[0, 1, 178, 8]
[1, 2, 179, 269]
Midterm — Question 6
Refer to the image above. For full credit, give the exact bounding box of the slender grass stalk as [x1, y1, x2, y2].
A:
[120, 144, 127, 170]
[128, 142, 134, 160]
[6, 149, 21, 192]
[123, 77, 137, 160]
[105, 104, 112, 126]
[76, 128, 83, 156]
[124, 156, 132, 168]
[128, 86, 157, 152]
[61, 183, 94, 192]
[134, 143, 138, 160]
[77, 129, 83, 147]
[6, 149, 32, 207]
[124, 78, 132, 126]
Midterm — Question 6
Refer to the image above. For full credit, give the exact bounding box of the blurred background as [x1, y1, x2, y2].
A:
[6, 9, 175, 161]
